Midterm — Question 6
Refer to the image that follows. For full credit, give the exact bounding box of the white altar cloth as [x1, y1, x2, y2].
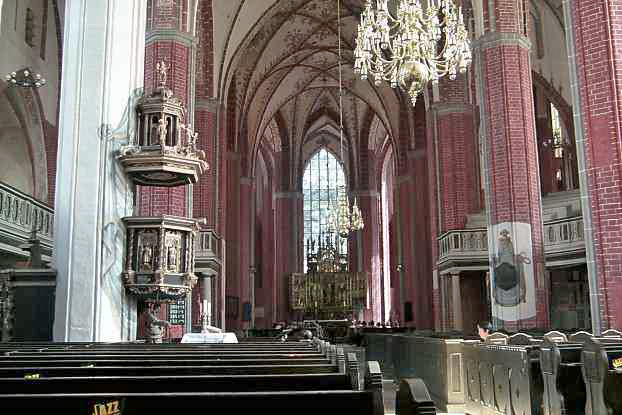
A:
[180, 332, 238, 343]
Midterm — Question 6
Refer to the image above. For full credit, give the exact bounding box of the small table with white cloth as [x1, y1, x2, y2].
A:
[180, 332, 238, 343]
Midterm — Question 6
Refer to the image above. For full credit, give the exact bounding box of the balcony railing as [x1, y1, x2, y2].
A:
[543, 216, 585, 257]
[195, 229, 222, 263]
[438, 216, 586, 267]
[0, 183, 54, 252]
[438, 228, 488, 265]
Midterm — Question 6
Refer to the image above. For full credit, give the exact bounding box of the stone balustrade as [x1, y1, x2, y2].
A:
[543, 216, 585, 258]
[438, 229, 488, 261]
[438, 216, 586, 267]
[0, 182, 54, 254]
[195, 229, 222, 262]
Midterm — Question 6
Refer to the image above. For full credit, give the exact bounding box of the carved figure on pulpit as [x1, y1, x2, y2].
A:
[167, 244, 177, 271]
[158, 116, 168, 147]
[141, 245, 153, 271]
[146, 303, 170, 344]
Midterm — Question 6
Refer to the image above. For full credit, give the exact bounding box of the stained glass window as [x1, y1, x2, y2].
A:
[303, 148, 347, 271]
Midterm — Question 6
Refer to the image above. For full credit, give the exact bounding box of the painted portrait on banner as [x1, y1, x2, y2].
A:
[487, 222, 536, 323]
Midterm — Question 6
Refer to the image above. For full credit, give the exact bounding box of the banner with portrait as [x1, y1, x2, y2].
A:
[487, 222, 537, 323]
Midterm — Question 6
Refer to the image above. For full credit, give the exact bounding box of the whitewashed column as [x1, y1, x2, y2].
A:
[53, 0, 146, 342]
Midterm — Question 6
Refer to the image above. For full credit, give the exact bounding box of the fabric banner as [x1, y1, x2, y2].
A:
[487, 222, 537, 323]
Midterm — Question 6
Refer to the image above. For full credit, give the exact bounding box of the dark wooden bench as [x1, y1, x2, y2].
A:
[0, 357, 330, 367]
[0, 390, 378, 413]
[463, 341, 543, 415]
[0, 373, 352, 394]
[581, 336, 622, 415]
[540, 339, 585, 415]
[0, 363, 339, 377]
[0, 349, 385, 414]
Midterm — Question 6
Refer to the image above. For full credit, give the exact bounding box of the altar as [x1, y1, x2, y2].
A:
[291, 233, 368, 319]
[180, 332, 238, 343]
[290, 272, 367, 319]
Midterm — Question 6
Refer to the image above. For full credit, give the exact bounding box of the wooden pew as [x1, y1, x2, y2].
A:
[0, 344, 385, 415]
[0, 390, 378, 413]
[0, 373, 353, 394]
[0, 357, 330, 367]
[463, 340, 543, 415]
[540, 338, 585, 415]
[0, 363, 339, 377]
[581, 336, 622, 415]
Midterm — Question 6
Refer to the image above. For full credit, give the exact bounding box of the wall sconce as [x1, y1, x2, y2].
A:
[396, 264, 404, 272]
[5, 69, 46, 88]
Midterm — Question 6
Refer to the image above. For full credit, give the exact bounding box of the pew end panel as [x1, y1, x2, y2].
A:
[395, 378, 437, 415]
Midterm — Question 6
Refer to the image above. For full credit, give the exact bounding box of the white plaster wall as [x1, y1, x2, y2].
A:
[53, 0, 145, 342]
[0, 0, 61, 125]
[0, 127, 33, 195]
[530, 2, 571, 105]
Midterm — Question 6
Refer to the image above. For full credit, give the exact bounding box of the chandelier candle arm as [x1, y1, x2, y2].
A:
[354, 0, 472, 105]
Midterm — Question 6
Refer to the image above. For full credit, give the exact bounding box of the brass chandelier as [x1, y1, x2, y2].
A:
[353, 0, 472, 105]
[328, 0, 365, 239]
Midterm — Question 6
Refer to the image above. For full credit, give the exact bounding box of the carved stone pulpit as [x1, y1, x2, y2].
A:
[122, 215, 200, 302]
[117, 61, 208, 186]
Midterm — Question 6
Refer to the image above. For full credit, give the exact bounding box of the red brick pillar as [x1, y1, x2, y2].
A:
[432, 75, 479, 232]
[474, 0, 548, 329]
[566, 0, 622, 331]
[430, 75, 479, 330]
[357, 191, 382, 322]
[139, 0, 194, 218]
[273, 191, 300, 323]
[137, 0, 197, 340]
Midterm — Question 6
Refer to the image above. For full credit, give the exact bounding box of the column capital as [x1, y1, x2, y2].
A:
[146, 29, 197, 47]
[473, 32, 531, 52]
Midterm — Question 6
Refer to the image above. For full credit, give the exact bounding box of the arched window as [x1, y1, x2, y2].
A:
[303, 148, 347, 271]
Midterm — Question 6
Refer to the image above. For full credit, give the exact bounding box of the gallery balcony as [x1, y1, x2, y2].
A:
[0, 182, 53, 266]
[437, 190, 586, 272]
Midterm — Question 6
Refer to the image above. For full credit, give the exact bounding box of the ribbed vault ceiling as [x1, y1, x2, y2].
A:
[214, 0, 401, 177]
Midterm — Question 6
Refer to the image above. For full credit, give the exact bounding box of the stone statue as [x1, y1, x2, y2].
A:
[156, 61, 169, 88]
[141, 245, 153, 270]
[167, 244, 177, 270]
[158, 117, 167, 147]
[146, 304, 170, 344]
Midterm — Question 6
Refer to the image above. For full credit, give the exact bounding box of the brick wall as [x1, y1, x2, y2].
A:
[571, 0, 622, 329]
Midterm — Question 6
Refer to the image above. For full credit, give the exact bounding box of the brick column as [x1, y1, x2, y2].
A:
[139, 0, 195, 217]
[274, 191, 301, 322]
[474, 1, 548, 329]
[564, 0, 622, 331]
[429, 75, 479, 329]
[356, 191, 382, 322]
[432, 76, 479, 232]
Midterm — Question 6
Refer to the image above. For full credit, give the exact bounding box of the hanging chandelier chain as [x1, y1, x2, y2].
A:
[327, 0, 365, 239]
[337, 0, 344, 164]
